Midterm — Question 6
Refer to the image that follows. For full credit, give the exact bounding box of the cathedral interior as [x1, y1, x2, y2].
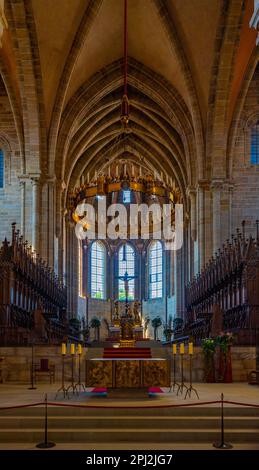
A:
[0, 0, 259, 452]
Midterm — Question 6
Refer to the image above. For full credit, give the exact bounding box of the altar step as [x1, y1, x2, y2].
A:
[103, 347, 152, 359]
[0, 407, 259, 444]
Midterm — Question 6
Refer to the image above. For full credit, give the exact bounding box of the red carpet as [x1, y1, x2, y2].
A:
[103, 347, 152, 359]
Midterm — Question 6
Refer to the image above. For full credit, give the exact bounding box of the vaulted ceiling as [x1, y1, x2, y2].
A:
[0, 0, 258, 190]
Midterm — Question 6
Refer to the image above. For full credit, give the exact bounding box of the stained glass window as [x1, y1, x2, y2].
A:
[0, 149, 4, 188]
[251, 121, 259, 165]
[91, 241, 105, 299]
[149, 241, 163, 299]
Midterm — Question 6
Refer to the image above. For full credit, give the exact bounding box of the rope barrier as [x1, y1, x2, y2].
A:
[1, 398, 259, 410]
[1, 394, 259, 450]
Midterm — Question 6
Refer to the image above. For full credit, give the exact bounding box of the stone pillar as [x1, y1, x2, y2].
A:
[31, 178, 40, 252]
[211, 180, 222, 254]
[19, 181, 25, 236]
[187, 188, 197, 242]
[197, 182, 205, 269]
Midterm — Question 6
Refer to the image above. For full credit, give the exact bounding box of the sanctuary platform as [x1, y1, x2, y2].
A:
[0, 383, 259, 449]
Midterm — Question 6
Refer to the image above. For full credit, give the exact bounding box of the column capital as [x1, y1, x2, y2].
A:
[210, 179, 224, 191]
[197, 179, 210, 191]
[186, 186, 197, 198]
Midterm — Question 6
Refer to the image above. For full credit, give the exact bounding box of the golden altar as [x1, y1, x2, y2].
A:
[85, 357, 170, 388]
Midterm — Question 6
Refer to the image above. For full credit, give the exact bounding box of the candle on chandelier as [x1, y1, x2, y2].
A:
[78, 344, 82, 355]
[172, 343, 177, 355]
[188, 342, 193, 355]
[86, 172, 90, 183]
[115, 165, 119, 177]
[108, 166, 111, 177]
[180, 343, 185, 355]
[61, 343, 66, 355]
[70, 343, 75, 355]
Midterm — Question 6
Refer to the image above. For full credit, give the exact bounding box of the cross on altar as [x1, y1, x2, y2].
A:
[116, 270, 138, 305]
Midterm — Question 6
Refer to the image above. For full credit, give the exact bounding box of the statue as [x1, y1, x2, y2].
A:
[133, 301, 141, 324]
[114, 300, 119, 321]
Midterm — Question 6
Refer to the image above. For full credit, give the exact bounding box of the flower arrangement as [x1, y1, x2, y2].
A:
[215, 332, 234, 355]
[201, 338, 216, 382]
[201, 338, 216, 355]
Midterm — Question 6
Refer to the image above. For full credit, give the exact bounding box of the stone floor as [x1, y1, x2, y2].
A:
[0, 382, 259, 451]
[0, 382, 259, 407]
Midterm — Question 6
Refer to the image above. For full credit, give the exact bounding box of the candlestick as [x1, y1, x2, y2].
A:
[184, 349, 199, 400]
[55, 346, 68, 399]
[177, 345, 188, 396]
[75, 344, 85, 393]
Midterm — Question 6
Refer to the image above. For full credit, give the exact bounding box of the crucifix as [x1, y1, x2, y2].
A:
[116, 270, 137, 307]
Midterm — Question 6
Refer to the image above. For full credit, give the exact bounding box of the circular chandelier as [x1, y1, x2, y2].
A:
[69, 0, 182, 227]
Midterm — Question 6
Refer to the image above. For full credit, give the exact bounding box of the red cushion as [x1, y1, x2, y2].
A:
[149, 387, 164, 393]
[40, 359, 49, 371]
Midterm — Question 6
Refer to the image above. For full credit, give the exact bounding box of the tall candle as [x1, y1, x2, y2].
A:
[180, 343, 185, 355]
[78, 344, 82, 355]
[70, 343, 75, 355]
[188, 342, 193, 355]
[172, 344, 177, 355]
[61, 343, 66, 355]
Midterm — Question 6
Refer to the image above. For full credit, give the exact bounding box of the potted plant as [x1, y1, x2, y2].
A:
[216, 332, 234, 383]
[201, 338, 216, 383]
[163, 315, 173, 342]
[90, 317, 101, 342]
[151, 316, 162, 341]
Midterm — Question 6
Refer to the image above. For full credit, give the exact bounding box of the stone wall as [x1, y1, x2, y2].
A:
[0, 79, 21, 241]
[232, 64, 259, 236]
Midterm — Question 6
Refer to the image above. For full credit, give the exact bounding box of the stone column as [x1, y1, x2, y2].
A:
[19, 180, 26, 236]
[197, 182, 205, 269]
[31, 178, 40, 252]
[187, 188, 197, 242]
[211, 180, 223, 254]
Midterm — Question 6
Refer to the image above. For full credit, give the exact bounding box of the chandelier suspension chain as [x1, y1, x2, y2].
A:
[123, 0, 128, 98]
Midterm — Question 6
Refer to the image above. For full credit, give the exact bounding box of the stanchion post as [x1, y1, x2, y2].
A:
[213, 393, 233, 449]
[36, 394, 55, 449]
[28, 339, 37, 390]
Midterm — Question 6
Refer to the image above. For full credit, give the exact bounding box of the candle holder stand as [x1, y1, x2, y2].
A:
[55, 355, 68, 399]
[184, 354, 199, 399]
[74, 354, 86, 393]
[67, 354, 78, 396]
[177, 354, 188, 395]
[169, 354, 180, 392]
